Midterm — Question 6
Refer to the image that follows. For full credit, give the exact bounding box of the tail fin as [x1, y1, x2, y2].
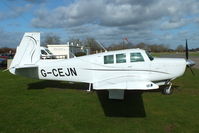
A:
[9, 32, 40, 74]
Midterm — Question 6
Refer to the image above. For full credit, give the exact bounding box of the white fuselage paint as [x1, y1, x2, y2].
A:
[36, 49, 186, 90]
[8, 32, 190, 99]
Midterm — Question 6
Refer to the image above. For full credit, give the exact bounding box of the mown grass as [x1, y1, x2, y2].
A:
[0, 69, 199, 133]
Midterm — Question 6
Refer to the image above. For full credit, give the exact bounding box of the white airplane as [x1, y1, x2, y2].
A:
[9, 32, 195, 99]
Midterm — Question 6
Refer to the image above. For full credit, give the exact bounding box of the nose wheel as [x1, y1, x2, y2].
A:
[162, 83, 173, 95]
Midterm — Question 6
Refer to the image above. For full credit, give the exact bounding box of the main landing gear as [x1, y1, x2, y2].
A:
[162, 82, 173, 95]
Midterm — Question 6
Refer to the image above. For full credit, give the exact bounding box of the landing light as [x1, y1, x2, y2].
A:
[147, 84, 153, 87]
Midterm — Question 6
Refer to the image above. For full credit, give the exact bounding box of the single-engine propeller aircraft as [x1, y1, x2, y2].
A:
[9, 32, 196, 99]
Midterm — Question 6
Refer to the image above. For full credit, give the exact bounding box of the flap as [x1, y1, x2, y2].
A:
[126, 81, 159, 90]
[93, 79, 159, 90]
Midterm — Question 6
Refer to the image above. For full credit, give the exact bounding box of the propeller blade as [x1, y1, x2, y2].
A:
[185, 39, 188, 60]
[185, 39, 195, 76]
[188, 66, 195, 76]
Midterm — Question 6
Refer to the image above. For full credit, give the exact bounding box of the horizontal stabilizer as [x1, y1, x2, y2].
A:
[14, 66, 39, 79]
[15, 65, 38, 69]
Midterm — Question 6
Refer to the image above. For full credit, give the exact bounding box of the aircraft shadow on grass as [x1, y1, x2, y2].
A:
[96, 90, 146, 117]
[28, 80, 88, 90]
[28, 80, 179, 118]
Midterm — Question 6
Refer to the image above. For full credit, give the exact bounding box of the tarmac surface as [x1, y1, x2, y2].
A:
[157, 55, 199, 69]
[191, 57, 199, 69]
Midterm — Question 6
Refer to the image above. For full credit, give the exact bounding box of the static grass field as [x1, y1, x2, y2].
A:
[0, 69, 199, 133]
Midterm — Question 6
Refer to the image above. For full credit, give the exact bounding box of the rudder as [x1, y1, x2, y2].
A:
[9, 32, 40, 74]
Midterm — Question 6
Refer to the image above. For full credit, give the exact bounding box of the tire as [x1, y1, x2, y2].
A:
[162, 86, 173, 95]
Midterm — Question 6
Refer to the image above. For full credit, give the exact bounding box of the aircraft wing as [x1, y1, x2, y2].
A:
[93, 77, 159, 90]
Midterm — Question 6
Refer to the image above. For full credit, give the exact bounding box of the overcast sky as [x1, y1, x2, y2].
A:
[0, 0, 199, 49]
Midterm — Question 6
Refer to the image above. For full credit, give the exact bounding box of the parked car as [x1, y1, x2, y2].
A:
[0, 58, 6, 67]
[40, 47, 56, 59]
[0, 53, 14, 59]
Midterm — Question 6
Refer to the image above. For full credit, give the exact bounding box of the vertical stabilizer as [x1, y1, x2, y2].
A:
[9, 32, 40, 74]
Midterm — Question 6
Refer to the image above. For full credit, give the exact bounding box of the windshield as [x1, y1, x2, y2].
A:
[146, 51, 154, 61]
[45, 48, 53, 55]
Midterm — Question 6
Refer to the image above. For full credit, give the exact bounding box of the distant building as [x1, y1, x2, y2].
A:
[47, 42, 90, 59]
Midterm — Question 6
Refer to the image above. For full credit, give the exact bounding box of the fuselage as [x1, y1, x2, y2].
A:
[35, 49, 186, 87]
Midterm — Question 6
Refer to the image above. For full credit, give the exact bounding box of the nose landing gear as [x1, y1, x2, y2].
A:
[162, 82, 173, 95]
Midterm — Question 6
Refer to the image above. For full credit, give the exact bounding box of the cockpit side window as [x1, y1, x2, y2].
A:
[104, 55, 114, 64]
[116, 53, 126, 63]
[130, 52, 144, 62]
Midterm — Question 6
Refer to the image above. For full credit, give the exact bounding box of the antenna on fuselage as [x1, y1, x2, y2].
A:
[69, 50, 76, 58]
[96, 41, 108, 52]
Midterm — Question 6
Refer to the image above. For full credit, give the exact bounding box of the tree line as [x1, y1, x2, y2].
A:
[0, 35, 198, 54]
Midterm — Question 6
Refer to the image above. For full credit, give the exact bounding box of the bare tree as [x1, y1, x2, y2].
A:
[0, 47, 16, 53]
[136, 42, 148, 49]
[176, 45, 185, 52]
[148, 44, 169, 52]
[69, 38, 82, 46]
[83, 38, 101, 53]
[43, 35, 61, 46]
